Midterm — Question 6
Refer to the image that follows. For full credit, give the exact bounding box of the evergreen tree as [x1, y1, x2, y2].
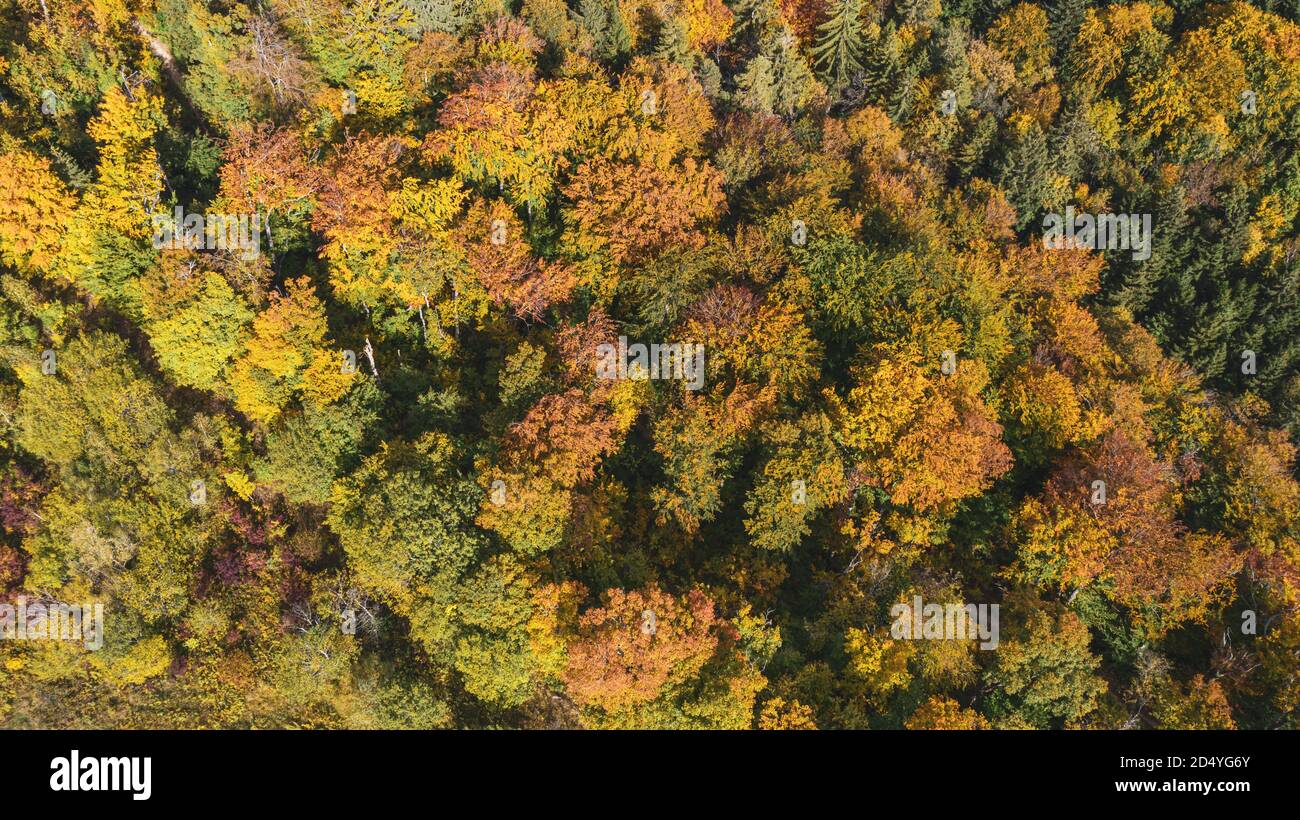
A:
[997, 123, 1052, 229]
[812, 0, 866, 92]
[654, 18, 692, 68]
[736, 25, 821, 118]
[1047, 0, 1090, 59]
[576, 0, 632, 62]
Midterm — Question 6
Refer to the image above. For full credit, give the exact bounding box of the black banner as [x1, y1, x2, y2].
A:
[3, 729, 1285, 809]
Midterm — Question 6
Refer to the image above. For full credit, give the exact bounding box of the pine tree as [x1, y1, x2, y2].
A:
[953, 114, 997, 180]
[654, 18, 692, 67]
[736, 26, 820, 117]
[997, 123, 1051, 230]
[812, 0, 866, 91]
[1119, 186, 1188, 318]
[769, 26, 821, 117]
[1047, 0, 1090, 59]
[734, 53, 777, 115]
[576, 0, 632, 62]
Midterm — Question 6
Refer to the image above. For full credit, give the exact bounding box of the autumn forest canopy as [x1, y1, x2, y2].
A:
[0, 0, 1299, 730]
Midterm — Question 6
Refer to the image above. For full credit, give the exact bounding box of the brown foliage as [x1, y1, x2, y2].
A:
[502, 388, 620, 486]
[464, 199, 576, 320]
[563, 585, 719, 711]
[563, 156, 726, 266]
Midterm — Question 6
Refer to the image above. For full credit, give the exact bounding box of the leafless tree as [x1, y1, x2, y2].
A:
[230, 15, 315, 115]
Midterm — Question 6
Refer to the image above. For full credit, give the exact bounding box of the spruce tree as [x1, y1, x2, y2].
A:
[1047, 0, 1090, 59]
[862, 21, 901, 110]
[654, 18, 692, 67]
[576, 0, 631, 62]
[812, 0, 866, 92]
[998, 123, 1052, 230]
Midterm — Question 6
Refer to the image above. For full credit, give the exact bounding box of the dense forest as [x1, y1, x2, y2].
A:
[0, 0, 1298, 730]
